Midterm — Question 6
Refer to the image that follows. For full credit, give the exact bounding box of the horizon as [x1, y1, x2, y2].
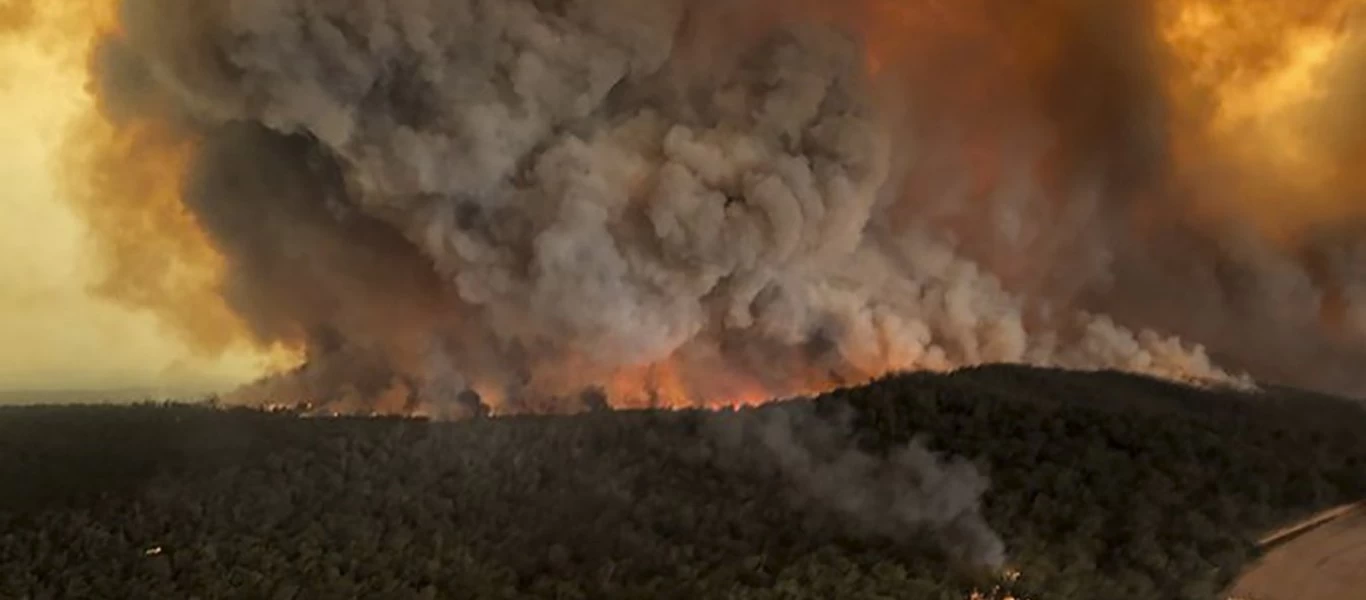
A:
[0, 385, 228, 406]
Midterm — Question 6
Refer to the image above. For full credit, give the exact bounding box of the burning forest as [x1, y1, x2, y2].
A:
[7, 3, 1366, 598]
[7, 0, 1366, 414]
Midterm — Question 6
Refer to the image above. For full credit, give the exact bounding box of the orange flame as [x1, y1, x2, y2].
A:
[14, 0, 1366, 407]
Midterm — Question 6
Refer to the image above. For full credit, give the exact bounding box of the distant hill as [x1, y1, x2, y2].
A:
[1, 364, 1364, 599]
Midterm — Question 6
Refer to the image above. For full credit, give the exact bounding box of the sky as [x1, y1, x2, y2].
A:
[0, 34, 266, 394]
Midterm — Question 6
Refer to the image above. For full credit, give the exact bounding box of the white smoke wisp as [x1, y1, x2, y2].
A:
[92, 0, 1253, 416]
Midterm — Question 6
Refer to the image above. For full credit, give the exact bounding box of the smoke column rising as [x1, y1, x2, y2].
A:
[77, 0, 1200, 412]
[46, 0, 1366, 413]
[709, 403, 1008, 568]
[16, 0, 1365, 572]
[0, 1, 284, 392]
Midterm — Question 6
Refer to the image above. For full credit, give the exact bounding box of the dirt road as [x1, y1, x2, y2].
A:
[1227, 503, 1366, 600]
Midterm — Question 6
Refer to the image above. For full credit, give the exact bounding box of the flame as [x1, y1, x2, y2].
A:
[11, 0, 1366, 408]
[493, 345, 852, 411]
[600, 349, 854, 411]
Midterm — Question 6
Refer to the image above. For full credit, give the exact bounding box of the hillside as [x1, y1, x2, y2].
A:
[2, 365, 1365, 599]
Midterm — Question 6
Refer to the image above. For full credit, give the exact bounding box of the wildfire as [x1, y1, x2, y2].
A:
[518, 349, 851, 412]
[8, 0, 1366, 412]
[601, 357, 843, 410]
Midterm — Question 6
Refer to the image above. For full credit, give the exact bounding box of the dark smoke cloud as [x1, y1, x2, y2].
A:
[860, 0, 1366, 397]
[90, 0, 1248, 419]
[74, 0, 1366, 576]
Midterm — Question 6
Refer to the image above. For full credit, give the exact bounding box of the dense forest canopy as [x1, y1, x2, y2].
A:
[2, 365, 1364, 599]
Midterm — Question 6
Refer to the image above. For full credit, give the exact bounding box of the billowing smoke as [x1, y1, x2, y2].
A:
[53, 0, 1366, 575]
[709, 403, 1007, 568]
[79, 0, 1330, 416]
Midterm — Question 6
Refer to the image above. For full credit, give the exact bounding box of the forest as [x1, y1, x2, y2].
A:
[2, 364, 1364, 599]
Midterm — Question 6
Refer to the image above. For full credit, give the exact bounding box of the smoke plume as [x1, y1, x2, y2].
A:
[57, 0, 1366, 413]
[43, 0, 1366, 576]
[709, 403, 1007, 568]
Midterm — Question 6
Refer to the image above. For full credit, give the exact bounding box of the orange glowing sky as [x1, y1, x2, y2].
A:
[1, 0, 1364, 396]
[0, 3, 277, 393]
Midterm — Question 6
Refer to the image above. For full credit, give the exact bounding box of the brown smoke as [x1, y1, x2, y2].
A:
[14, 0, 1364, 572]
[28, 0, 1366, 411]
[850, 0, 1366, 395]
[59, 116, 252, 356]
[0, 2, 34, 35]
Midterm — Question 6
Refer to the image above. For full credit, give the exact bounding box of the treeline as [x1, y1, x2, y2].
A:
[0, 365, 1363, 599]
[831, 365, 1366, 598]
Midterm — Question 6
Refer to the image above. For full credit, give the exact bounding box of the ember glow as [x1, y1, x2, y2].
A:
[7, 0, 1366, 412]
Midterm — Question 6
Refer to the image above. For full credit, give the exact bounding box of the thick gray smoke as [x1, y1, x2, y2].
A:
[84, 0, 1366, 576]
[91, 0, 1250, 417]
[709, 404, 1007, 568]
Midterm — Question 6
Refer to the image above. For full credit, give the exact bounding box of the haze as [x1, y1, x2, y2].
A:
[0, 31, 267, 397]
